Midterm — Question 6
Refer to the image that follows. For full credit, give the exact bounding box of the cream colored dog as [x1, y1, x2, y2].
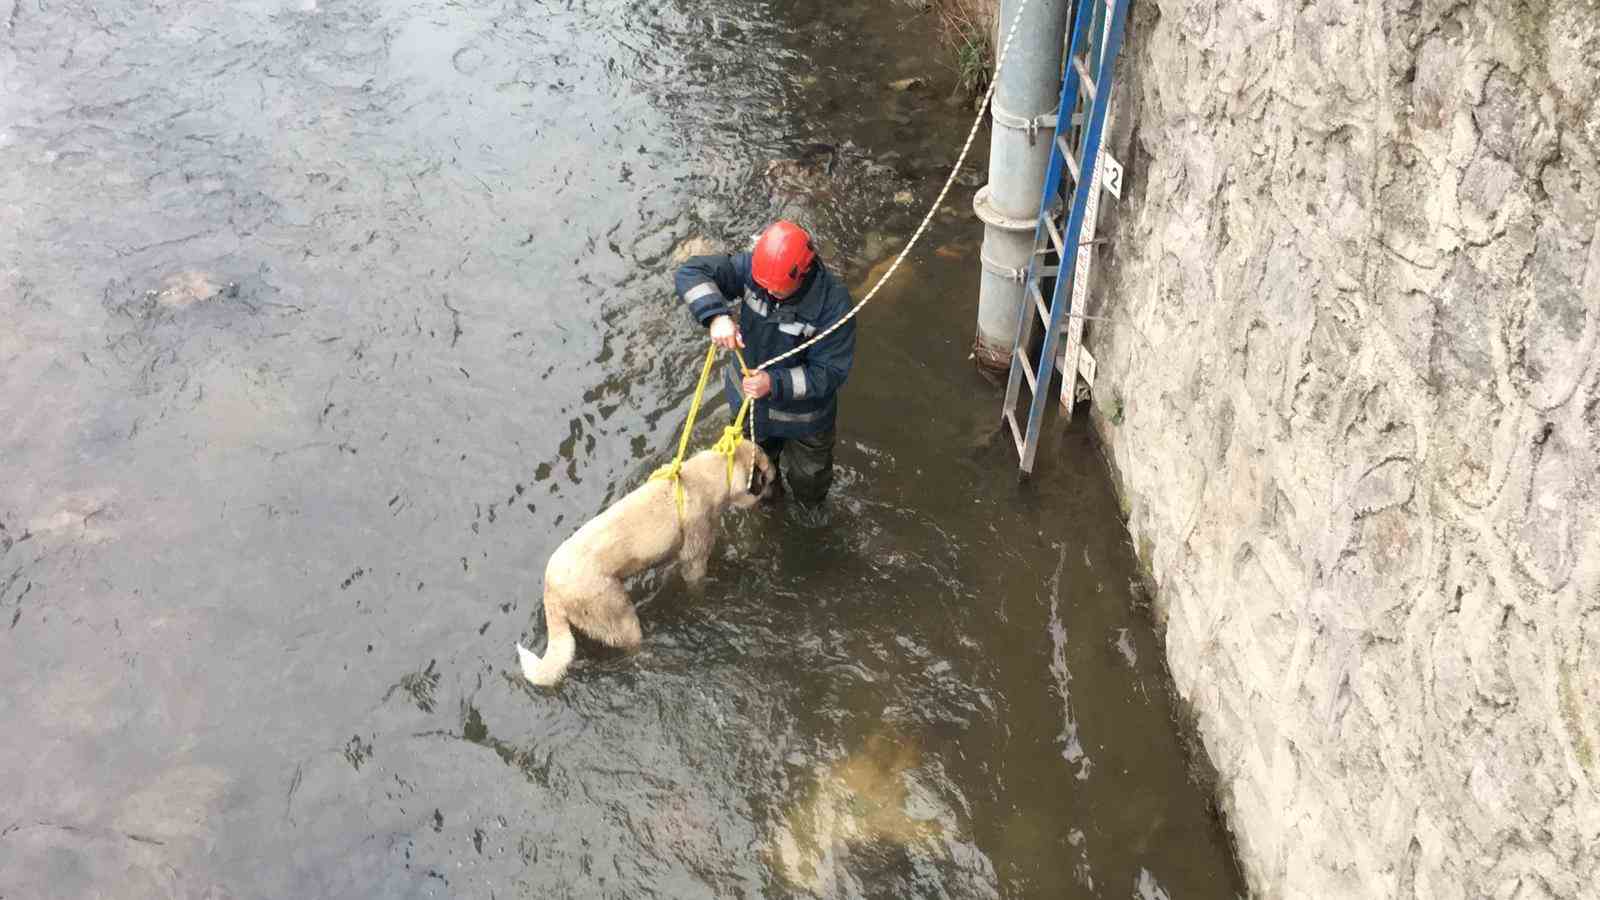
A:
[516, 440, 776, 686]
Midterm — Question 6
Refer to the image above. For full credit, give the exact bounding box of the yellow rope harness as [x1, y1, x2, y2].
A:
[650, 343, 757, 521]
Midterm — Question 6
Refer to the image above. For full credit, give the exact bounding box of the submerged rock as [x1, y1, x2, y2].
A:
[27, 492, 118, 545]
[669, 235, 720, 264]
[763, 146, 837, 195]
[763, 140, 903, 206]
[770, 732, 952, 894]
[150, 271, 235, 310]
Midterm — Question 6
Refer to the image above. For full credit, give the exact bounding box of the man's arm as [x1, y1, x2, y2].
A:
[675, 254, 747, 326]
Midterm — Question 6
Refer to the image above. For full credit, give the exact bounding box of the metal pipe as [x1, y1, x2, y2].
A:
[972, 0, 1069, 373]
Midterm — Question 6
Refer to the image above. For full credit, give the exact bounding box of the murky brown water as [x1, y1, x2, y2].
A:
[1, 1, 1243, 896]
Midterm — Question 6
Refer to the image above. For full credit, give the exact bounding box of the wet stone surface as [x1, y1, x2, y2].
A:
[0, 1, 1242, 897]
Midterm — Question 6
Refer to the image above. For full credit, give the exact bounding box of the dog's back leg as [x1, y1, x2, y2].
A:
[568, 576, 642, 651]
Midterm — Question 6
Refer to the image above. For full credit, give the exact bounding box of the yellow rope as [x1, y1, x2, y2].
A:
[714, 393, 755, 489]
[650, 342, 719, 519]
[652, 343, 758, 521]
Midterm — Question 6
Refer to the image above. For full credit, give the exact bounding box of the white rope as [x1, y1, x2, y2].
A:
[757, 0, 1035, 372]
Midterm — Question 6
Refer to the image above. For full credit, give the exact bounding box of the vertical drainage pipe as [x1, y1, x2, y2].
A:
[972, 0, 1069, 374]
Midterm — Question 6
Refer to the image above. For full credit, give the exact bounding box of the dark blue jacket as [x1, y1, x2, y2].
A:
[675, 252, 856, 439]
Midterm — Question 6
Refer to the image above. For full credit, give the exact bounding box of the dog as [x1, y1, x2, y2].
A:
[516, 439, 777, 686]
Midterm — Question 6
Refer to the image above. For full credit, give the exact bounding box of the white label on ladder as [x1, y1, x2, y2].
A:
[1059, 142, 1106, 414]
[1102, 153, 1123, 200]
[1058, 8, 1117, 418]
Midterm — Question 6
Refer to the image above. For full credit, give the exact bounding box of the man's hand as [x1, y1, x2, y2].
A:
[741, 371, 772, 400]
[709, 315, 744, 350]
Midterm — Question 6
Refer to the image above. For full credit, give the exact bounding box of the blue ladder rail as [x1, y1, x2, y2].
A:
[1001, 0, 1130, 475]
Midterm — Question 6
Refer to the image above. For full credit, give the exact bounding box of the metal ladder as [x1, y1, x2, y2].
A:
[1001, 0, 1130, 474]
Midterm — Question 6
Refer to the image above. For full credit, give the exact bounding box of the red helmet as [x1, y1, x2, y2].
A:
[751, 221, 816, 297]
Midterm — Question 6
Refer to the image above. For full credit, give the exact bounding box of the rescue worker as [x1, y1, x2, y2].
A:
[675, 221, 856, 506]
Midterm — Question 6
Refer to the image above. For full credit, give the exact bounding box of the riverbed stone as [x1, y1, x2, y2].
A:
[669, 234, 719, 264]
[1086, 0, 1600, 896]
[152, 270, 231, 309]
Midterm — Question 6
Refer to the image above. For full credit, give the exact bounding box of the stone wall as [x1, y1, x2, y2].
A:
[1085, 0, 1600, 896]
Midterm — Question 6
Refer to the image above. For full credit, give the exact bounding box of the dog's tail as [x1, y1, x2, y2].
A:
[517, 614, 575, 687]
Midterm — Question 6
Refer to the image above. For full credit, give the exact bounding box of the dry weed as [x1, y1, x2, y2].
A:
[933, 0, 997, 96]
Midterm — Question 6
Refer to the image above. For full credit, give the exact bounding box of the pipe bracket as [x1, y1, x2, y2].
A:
[979, 250, 1027, 283]
[990, 103, 1059, 145]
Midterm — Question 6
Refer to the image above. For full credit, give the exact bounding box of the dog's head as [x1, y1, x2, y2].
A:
[731, 440, 778, 508]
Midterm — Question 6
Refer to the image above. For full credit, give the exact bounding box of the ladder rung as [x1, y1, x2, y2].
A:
[1016, 347, 1038, 394]
[1034, 204, 1064, 255]
[1029, 279, 1049, 327]
[1057, 134, 1080, 184]
[1003, 408, 1024, 455]
[1043, 212, 1065, 257]
[1072, 55, 1097, 100]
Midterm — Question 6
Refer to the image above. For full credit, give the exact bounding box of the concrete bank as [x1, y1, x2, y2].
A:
[1077, 1, 1600, 896]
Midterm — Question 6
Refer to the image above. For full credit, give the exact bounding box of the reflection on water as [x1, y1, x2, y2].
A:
[0, 0, 1242, 896]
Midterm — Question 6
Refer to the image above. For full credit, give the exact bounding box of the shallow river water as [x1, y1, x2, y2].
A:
[1, 0, 1244, 896]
